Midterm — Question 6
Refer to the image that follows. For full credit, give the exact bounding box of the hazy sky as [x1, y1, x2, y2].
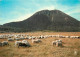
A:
[0, 0, 80, 25]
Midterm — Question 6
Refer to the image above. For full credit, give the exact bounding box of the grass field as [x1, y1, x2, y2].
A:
[0, 32, 80, 57]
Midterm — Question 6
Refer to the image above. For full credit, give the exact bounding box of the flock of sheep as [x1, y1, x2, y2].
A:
[0, 34, 80, 48]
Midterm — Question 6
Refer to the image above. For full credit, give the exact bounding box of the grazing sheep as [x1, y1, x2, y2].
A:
[22, 40, 31, 47]
[15, 40, 31, 47]
[32, 39, 42, 43]
[52, 40, 62, 47]
[14, 38, 21, 40]
[8, 38, 14, 41]
[15, 41, 22, 47]
[26, 35, 30, 39]
[39, 35, 44, 39]
[26, 36, 32, 39]
[65, 36, 70, 38]
[32, 36, 36, 39]
[78, 36, 80, 39]
[1, 41, 9, 46]
[38, 39, 42, 42]
[56, 42, 62, 47]
[56, 40, 62, 43]
[18, 43, 28, 48]
[52, 41, 57, 46]
[70, 36, 79, 39]
[0, 42, 2, 46]
[18, 42, 30, 48]
[19, 38, 25, 40]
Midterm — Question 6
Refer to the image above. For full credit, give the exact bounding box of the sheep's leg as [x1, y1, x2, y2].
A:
[18, 45, 19, 48]
[15, 44, 17, 47]
[2, 44, 3, 46]
[56, 43, 59, 47]
[7, 43, 9, 46]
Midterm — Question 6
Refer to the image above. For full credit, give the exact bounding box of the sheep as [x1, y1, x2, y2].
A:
[0, 42, 2, 46]
[78, 36, 80, 39]
[61, 36, 65, 38]
[74, 36, 80, 39]
[18, 40, 31, 48]
[19, 38, 25, 40]
[38, 39, 42, 42]
[32, 39, 38, 43]
[52, 41, 57, 46]
[65, 36, 70, 38]
[39, 35, 44, 39]
[15, 41, 22, 47]
[14, 38, 20, 41]
[8, 38, 14, 41]
[70, 36, 79, 39]
[32, 38, 42, 43]
[32, 36, 36, 39]
[56, 41, 62, 47]
[0, 35, 5, 39]
[52, 40, 62, 47]
[15, 40, 31, 47]
[1, 41, 9, 46]
[22, 40, 31, 47]
[18, 43, 28, 48]
[26, 35, 30, 39]
[26, 36, 32, 39]
[56, 40, 62, 43]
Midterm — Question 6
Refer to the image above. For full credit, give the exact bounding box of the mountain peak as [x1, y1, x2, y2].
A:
[33, 10, 70, 22]
[35, 9, 62, 15]
[3, 9, 80, 32]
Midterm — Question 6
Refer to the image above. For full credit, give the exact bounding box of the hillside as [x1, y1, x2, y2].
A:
[2, 10, 80, 32]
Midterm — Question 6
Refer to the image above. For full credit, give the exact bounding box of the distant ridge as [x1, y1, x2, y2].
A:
[1, 9, 80, 32]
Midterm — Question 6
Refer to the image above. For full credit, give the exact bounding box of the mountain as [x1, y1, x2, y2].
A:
[2, 10, 80, 32]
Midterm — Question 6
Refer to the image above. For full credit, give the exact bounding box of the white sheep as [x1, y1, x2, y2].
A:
[32, 38, 42, 43]
[56, 41, 62, 47]
[15, 41, 22, 47]
[56, 40, 62, 43]
[39, 35, 44, 39]
[52, 41, 57, 46]
[1, 41, 9, 46]
[8, 38, 14, 41]
[22, 40, 31, 47]
[0, 42, 2, 46]
[19, 38, 25, 40]
[14, 38, 20, 40]
[52, 40, 62, 47]
[15, 40, 31, 47]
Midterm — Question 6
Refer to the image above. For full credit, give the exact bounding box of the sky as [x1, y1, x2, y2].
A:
[0, 0, 80, 25]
